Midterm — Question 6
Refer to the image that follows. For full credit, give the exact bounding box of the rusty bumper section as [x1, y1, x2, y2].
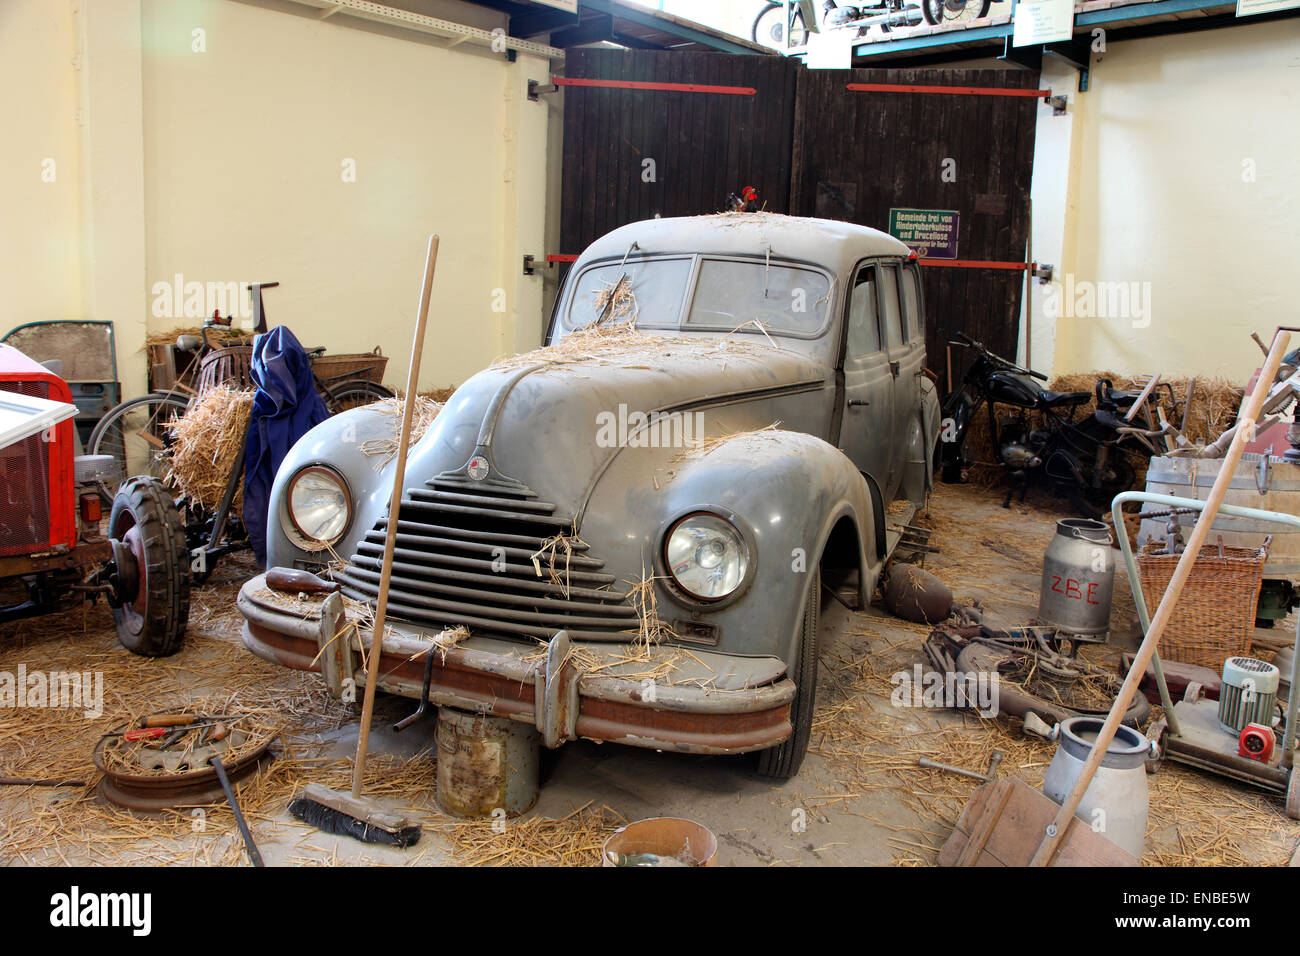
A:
[238, 574, 794, 755]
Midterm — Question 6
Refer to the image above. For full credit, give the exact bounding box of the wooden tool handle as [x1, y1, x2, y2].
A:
[141, 714, 198, 728]
[1030, 328, 1291, 867]
[352, 234, 440, 800]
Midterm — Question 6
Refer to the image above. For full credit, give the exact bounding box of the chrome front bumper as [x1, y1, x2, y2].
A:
[238, 573, 795, 755]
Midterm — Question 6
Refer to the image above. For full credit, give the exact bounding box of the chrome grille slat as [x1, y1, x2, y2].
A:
[341, 566, 635, 615]
[340, 587, 630, 643]
[406, 488, 557, 513]
[345, 483, 633, 641]
[361, 530, 605, 569]
[348, 554, 623, 602]
[397, 498, 569, 528]
[387, 519, 587, 551]
[353, 543, 616, 586]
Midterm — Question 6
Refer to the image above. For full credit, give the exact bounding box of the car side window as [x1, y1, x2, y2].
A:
[847, 265, 881, 358]
[878, 264, 905, 350]
[900, 263, 923, 341]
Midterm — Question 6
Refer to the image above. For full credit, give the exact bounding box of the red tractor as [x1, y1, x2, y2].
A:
[0, 344, 189, 655]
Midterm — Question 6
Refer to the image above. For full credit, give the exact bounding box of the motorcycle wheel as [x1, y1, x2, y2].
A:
[921, 0, 992, 26]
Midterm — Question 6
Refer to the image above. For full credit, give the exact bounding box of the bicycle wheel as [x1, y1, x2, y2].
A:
[752, 2, 808, 48]
[922, 0, 991, 25]
[88, 393, 191, 491]
[323, 379, 394, 414]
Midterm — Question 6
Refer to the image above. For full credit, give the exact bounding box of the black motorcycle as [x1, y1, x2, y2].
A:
[940, 332, 1166, 517]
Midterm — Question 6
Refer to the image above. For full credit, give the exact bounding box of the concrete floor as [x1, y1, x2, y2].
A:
[3, 481, 1298, 866]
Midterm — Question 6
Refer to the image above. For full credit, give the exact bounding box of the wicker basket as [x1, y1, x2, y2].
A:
[1136, 543, 1265, 669]
[311, 347, 388, 385]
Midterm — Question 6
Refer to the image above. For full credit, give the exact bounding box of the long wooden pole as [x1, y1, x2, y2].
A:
[1029, 328, 1290, 866]
[351, 234, 439, 799]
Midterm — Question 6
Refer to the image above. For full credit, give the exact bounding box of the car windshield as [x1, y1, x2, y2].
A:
[563, 255, 833, 337]
[565, 258, 692, 330]
[686, 258, 830, 335]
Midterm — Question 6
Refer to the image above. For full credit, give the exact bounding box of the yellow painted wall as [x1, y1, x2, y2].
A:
[1052, 19, 1300, 381]
[1, 0, 557, 400]
[0, 0, 84, 328]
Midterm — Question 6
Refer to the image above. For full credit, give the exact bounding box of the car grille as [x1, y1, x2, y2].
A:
[339, 478, 638, 641]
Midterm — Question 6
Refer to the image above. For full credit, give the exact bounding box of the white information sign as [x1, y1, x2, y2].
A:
[1012, 0, 1075, 47]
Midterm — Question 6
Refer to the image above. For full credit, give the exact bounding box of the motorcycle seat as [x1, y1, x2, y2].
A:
[1038, 389, 1092, 408]
[1105, 389, 1142, 408]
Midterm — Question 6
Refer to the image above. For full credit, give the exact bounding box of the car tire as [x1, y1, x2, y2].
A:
[110, 476, 191, 657]
[757, 566, 820, 780]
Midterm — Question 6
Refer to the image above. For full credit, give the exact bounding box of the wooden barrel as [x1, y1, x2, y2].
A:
[1140, 453, 1300, 577]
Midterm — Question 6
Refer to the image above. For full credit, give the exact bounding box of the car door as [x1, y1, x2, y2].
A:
[874, 261, 926, 502]
[838, 263, 897, 492]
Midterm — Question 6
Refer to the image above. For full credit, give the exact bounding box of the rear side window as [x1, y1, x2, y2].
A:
[900, 264, 923, 340]
[878, 265, 905, 350]
[846, 266, 881, 357]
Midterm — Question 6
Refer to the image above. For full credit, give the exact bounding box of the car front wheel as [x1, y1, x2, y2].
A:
[757, 566, 820, 779]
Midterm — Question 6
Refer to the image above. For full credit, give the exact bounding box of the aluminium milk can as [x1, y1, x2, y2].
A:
[1043, 716, 1153, 858]
[1037, 518, 1116, 642]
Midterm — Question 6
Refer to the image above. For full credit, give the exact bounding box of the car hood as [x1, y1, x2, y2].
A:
[399, 330, 829, 521]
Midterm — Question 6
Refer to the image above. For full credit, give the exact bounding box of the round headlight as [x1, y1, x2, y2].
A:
[287, 466, 350, 549]
[664, 512, 749, 602]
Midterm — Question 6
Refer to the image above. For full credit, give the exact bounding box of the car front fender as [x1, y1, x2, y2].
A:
[582, 429, 878, 666]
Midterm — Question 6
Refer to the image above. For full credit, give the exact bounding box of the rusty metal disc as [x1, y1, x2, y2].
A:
[92, 724, 273, 813]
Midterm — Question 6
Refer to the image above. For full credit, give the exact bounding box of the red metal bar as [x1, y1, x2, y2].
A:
[847, 82, 1050, 99]
[920, 258, 1030, 270]
[546, 254, 578, 263]
[554, 77, 757, 96]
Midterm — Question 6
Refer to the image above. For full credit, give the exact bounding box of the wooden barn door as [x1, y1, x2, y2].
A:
[790, 67, 1040, 388]
[558, 49, 799, 258]
[557, 54, 1039, 390]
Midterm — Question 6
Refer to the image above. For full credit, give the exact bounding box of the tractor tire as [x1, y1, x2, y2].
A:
[757, 566, 821, 780]
[110, 476, 191, 657]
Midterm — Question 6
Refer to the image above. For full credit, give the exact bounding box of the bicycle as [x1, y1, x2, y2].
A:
[89, 286, 393, 487]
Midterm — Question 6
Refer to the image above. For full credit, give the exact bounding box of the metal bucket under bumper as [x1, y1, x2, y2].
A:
[238, 574, 795, 756]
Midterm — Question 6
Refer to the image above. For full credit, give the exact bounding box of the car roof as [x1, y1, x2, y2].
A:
[576, 213, 912, 275]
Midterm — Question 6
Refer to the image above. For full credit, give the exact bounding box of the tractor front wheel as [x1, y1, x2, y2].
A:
[109, 476, 191, 657]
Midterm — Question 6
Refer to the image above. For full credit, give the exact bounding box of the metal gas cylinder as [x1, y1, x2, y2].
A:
[1043, 717, 1154, 859]
[1037, 518, 1116, 643]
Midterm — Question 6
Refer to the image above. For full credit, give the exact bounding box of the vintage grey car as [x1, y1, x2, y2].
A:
[238, 213, 941, 778]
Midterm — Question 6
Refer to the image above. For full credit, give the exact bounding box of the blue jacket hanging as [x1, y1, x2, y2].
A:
[243, 326, 331, 565]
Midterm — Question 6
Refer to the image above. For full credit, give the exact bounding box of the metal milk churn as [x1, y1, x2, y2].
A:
[1043, 716, 1155, 858]
[1038, 518, 1116, 643]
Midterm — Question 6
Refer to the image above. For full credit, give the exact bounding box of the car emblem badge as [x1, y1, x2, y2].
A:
[467, 455, 490, 481]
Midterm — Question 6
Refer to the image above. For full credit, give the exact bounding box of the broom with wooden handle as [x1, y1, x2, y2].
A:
[1028, 328, 1291, 867]
[289, 235, 439, 847]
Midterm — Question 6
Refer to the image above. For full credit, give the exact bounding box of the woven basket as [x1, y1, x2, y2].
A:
[311, 347, 388, 385]
[197, 346, 254, 392]
[1137, 543, 1265, 669]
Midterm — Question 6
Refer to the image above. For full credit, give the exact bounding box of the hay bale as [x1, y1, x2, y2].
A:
[166, 385, 255, 510]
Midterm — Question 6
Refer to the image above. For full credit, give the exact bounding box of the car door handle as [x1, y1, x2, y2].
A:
[889, 361, 901, 376]
[848, 399, 870, 407]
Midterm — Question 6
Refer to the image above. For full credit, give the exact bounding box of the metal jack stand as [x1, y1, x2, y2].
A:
[1113, 491, 1300, 817]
